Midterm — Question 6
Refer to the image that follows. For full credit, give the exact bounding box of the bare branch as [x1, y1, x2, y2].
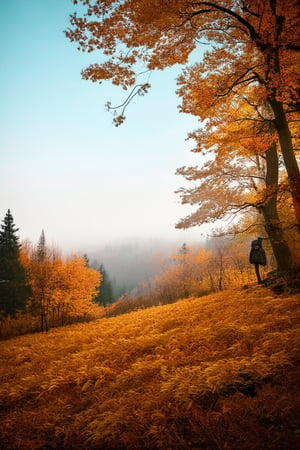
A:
[105, 83, 151, 126]
[190, 1, 258, 41]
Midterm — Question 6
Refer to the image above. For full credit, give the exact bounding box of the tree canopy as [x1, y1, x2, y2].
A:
[66, 0, 299, 115]
[21, 237, 102, 331]
[66, 0, 300, 252]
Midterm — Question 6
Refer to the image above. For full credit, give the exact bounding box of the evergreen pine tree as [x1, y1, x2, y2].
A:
[0, 209, 29, 316]
[83, 254, 90, 267]
[179, 243, 189, 255]
[94, 264, 114, 307]
[36, 229, 46, 262]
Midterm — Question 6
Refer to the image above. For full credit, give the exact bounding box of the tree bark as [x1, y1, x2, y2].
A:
[261, 143, 294, 271]
[268, 99, 300, 227]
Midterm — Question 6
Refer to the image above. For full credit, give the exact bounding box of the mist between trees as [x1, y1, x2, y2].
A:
[2, 207, 298, 341]
[86, 239, 203, 299]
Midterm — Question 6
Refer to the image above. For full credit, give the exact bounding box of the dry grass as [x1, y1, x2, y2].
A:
[0, 286, 299, 449]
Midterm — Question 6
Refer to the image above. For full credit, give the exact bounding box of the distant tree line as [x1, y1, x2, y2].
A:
[84, 255, 114, 307]
[1, 209, 299, 339]
[104, 237, 299, 319]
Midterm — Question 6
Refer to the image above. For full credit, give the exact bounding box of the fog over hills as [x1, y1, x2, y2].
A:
[86, 237, 204, 297]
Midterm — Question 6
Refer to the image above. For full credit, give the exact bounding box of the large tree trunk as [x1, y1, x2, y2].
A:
[264, 39, 300, 227]
[261, 143, 293, 271]
[268, 98, 300, 227]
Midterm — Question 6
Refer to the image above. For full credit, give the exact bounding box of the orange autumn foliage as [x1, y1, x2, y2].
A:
[175, 43, 299, 229]
[121, 241, 268, 310]
[19, 247, 102, 332]
[66, 0, 300, 224]
[175, 43, 298, 272]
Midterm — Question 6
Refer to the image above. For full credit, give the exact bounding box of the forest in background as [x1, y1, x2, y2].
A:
[87, 238, 202, 298]
[1, 205, 299, 341]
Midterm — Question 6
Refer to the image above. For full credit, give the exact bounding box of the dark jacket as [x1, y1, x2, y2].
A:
[249, 238, 267, 266]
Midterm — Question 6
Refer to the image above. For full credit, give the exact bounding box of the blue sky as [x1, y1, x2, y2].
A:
[0, 0, 208, 252]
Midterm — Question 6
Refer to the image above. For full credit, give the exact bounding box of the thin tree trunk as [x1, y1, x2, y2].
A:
[218, 259, 223, 291]
[208, 271, 216, 292]
[41, 312, 44, 332]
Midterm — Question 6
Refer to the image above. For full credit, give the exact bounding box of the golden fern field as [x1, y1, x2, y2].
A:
[0, 286, 299, 449]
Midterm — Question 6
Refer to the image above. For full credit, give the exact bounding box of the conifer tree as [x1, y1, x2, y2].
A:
[31, 230, 51, 331]
[83, 253, 90, 267]
[179, 243, 189, 256]
[0, 209, 29, 316]
[94, 264, 114, 307]
[36, 229, 46, 262]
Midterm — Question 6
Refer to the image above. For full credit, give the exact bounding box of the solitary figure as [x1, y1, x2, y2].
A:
[249, 238, 267, 284]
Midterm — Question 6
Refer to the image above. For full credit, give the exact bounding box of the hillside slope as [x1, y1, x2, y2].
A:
[0, 287, 299, 449]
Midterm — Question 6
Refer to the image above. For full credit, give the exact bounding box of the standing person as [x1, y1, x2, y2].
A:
[249, 238, 267, 284]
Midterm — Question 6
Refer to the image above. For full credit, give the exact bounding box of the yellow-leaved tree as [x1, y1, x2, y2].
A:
[65, 0, 300, 225]
[175, 45, 298, 269]
[21, 231, 101, 331]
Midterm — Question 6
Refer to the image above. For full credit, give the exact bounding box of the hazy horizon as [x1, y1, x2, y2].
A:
[0, 0, 213, 253]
